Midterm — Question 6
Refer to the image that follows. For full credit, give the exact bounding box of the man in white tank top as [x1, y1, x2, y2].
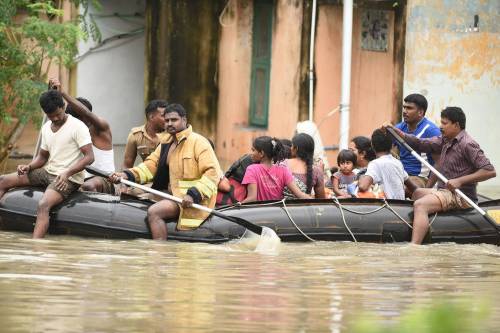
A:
[49, 79, 116, 194]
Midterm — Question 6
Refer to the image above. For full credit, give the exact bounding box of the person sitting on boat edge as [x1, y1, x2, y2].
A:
[283, 133, 325, 199]
[331, 149, 357, 198]
[108, 103, 222, 240]
[348, 136, 376, 177]
[49, 78, 116, 195]
[386, 107, 496, 244]
[241, 136, 312, 203]
[395, 93, 441, 190]
[0, 90, 94, 238]
[357, 129, 417, 200]
[123, 99, 167, 168]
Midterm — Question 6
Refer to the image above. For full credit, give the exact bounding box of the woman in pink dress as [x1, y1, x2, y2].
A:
[241, 136, 311, 203]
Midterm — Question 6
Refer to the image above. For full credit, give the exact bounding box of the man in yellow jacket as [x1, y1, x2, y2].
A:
[110, 103, 221, 239]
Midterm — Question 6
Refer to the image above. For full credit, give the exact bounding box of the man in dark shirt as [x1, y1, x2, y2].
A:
[388, 107, 496, 244]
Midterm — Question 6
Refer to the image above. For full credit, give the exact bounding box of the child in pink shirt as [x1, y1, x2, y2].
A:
[242, 136, 311, 202]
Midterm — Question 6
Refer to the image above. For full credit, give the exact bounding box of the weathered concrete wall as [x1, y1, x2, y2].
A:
[404, 0, 500, 188]
[216, 0, 304, 169]
[146, 0, 224, 139]
[76, 0, 146, 169]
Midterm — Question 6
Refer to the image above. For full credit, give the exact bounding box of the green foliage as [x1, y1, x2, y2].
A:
[350, 300, 490, 333]
[0, 0, 99, 125]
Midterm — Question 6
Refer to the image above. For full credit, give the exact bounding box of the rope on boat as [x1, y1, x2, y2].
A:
[332, 197, 358, 242]
[333, 203, 387, 215]
[429, 212, 438, 226]
[281, 199, 317, 242]
[382, 198, 413, 229]
[219, 197, 438, 242]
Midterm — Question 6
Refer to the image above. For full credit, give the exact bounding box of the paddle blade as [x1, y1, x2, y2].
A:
[255, 226, 281, 254]
[238, 226, 281, 255]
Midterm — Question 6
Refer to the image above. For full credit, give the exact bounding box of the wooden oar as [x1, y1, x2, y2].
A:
[387, 127, 499, 230]
[85, 166, 267, 236]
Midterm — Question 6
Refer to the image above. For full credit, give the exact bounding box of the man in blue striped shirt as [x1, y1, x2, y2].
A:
[395, 94, 441, 189]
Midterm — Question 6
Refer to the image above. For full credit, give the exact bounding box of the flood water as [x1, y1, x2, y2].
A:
[0, 231, 499, 332]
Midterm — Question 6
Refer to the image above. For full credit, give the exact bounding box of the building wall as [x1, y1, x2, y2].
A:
[216, 0, 303, 169]
[76, 0, 146, 169]
[306, 3, 398, 165]
[404, 0, 500, 188]
[145, 0, 223, 139]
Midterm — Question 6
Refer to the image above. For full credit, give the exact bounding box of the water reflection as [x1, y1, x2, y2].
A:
[0, 232, 499, 332]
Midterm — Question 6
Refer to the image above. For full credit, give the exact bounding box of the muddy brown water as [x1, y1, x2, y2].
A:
[0, 230, 499, 332]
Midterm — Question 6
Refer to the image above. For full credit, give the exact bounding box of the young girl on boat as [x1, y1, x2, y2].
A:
[241, 136, 312, 203]
[332, 149, 357, 198]
[282, 133, 325, 199]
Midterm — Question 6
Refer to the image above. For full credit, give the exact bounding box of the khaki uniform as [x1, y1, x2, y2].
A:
[124, 125, 166, 163]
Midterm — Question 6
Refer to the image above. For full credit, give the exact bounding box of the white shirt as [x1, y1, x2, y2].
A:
[40, 114, 92, 184]
[84, 145, 115, 179]
[365, 154, 408, 200]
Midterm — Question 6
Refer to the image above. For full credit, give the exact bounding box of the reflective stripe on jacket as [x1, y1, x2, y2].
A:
[127, 125, 221, 229]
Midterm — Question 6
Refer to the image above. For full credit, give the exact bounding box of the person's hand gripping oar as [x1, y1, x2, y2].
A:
[85, 166, 281, 251]
[385, 126, 500, 233]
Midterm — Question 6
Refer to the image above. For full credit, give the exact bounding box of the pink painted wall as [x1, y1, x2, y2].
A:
[314, 4, 396, 165]
[216, 0, 303, 170]
[216, 2, 397, 170]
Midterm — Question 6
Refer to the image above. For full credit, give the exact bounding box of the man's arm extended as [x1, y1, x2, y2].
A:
[447, 168, 496, 191]
[49, 78, 109, 132]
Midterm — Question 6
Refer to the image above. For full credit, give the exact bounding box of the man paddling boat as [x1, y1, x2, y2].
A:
[395, 94, 441, 189]
[386, 107, 496, 244]
[109, 103, 222, 240]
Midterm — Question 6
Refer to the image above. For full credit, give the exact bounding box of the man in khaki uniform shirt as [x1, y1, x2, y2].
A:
[123, 100, 167, 168]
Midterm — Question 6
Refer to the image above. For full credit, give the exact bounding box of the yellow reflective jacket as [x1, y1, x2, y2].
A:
[127, 125, 221, 230]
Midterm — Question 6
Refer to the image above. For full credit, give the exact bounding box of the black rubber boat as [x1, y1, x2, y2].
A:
[1, 187, 500, 244]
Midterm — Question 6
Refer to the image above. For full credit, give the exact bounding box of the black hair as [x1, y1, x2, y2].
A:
[371, 129, 393, 153]
[441, 106, 466, 130]
[280, 138, 292, 159]
[145, 99, 168, 118]
[253, 136, 287, 164]
[404, 93, 428, 114]
[165, 103, 187, 118]
[65, 97, 92, 120]
[291, 133, 315, 194]
[351, 136, 376, 161]
[206, 137, 215, 150]
[337, 149, 357, 166]
[39, 90, 64, 114]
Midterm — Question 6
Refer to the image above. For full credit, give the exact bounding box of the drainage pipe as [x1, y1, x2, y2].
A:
[339, 0, 353, 150]
[308, 0, 318, 121]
